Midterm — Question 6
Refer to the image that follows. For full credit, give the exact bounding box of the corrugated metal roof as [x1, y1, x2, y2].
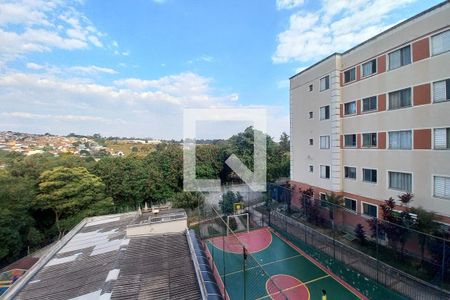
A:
[13, 211, 201, 300]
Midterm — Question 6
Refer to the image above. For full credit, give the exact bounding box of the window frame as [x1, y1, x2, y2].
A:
[431, 29, 450, 56]
[344, 101, 357, 115]
[309, 84, 313, 92]
[309, 165, 314, 173]
[433, 175, 450, 200]
[344, 134, 357, 148]
[309, 111, 313, 119]
[388, 171, 413, 193]
[320, 105, 330, 120]
[361, 202, 378, 218]
[362, 59, 377, 77]
[309, 138, 314, 146]
[362, 168, 377, 184]
[320, 75, 330, 91]
[320, 165, 330, 179]
[388, 45, 411, 70]
[388, 130, 412, 150]
[344, 67, 356, 83]
[433, 127, 450, 150]
[319, 135, 330, 149]
[362, 132, 377, 148]
[432, 79, 450, 103]
[388, 88, 412, 110]
[344, 197, 357, 213]
[344, 166, 357, 180]
[362, 96, 377, 113]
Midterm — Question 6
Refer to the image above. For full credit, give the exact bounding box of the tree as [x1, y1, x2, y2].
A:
[325, 192, 343, 221]
[34, 167, 112, 237]
[411, 207, 438, 264]
[171, 192, 204, 210]
[220, 191, 242, 215]
[354, 224, 367, 245]
[279, 132, 290, 153]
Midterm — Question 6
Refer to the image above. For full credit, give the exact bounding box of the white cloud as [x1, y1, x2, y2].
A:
[0, 0, 107, 63]
[273, 0, 416, 63]
[69, 65, 117, 74]
[276, 0, 305, 10]
[1, 112, 115, 123]
[187, 55, 214, 64]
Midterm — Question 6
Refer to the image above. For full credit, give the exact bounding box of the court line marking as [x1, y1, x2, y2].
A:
[203, 240, 231, 300]
[259, 274, 330, 300]
[271, 229, 369, 300]
[208, 227, 273, 255]
[222, 254, 303, 277]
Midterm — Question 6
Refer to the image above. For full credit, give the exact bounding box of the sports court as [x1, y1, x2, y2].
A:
[205, 227, 367, 300]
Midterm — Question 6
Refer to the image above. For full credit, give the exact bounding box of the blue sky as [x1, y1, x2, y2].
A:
[0, 0, 442, 140]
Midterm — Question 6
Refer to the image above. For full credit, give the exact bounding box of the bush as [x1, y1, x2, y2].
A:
[354, 223, 366, 245]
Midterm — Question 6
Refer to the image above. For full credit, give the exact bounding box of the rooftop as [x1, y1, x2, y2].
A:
[6, 210, 202, 300]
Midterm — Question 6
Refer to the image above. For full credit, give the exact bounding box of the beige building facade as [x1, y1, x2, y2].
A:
[290, 2, 450, 222]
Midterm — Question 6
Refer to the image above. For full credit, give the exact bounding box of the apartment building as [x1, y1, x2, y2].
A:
[289, 2, 450, 222]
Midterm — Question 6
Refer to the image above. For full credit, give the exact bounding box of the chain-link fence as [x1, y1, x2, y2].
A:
[193, 199, 289, 300]
[263, 183, 450, 299]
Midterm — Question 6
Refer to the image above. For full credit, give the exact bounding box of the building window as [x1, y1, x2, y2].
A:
[320, 76, 330, 91]
[362, 59, 376, 77]
[363, 168, 377, 183]
[434, 128, 450, 150]
[344, 101, 356, 115]
[309, 84, 313, 91]
[389, 88, 411, 109]
[320, 105, 330, 120]
[344, 68, 356, 83]
[320, 136, 330, 149]
[431, 29, 450, 56]
[389, 130, 412, 150]
[434, 176, 450, 199]
[309, 111, 313, 119]
[309, 165, 314, 173]
[309, 138, 313, 145]
[344, 198, 357, 212]
[389, 171, 412, 192]
[389, 45, 411, 70]
[362, 96, 377, 112]
[344, 134, 356, 148]
[362, 203, 377, 218]
[344, 166, 356, 179]
[320, 165, 330, 179]
[362, 133, 377, 148]
[433, 79, 450, 103]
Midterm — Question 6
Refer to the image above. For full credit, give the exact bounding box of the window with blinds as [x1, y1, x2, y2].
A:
[320, 136, 330, 149]
[389, 88, 411, 109]
[362, 133, 377, 148]
[389, 171, 412, 192]
[362, 96, 377, 112]
[320, 105, 330, 120]
[433, 79, 450, 103]
[320, 76, 330, 91]
[434, 176, 450, 199]
[389, 45, 411, 70]
[431, 29, 450, 56]
[362, 59, 376, 77]
[434, 128, 450, 150]
[389, 130, 412, 150]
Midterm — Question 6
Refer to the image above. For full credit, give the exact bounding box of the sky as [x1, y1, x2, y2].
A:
[0, 0, 443, 140]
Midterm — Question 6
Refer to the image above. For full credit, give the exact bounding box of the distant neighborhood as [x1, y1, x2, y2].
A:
[0, 131, 162, 158]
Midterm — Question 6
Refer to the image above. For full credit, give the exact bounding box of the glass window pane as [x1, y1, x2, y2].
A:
[432, 30, 450, 56]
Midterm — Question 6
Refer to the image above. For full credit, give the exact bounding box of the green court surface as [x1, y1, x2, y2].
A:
[206, 227, 368, 300]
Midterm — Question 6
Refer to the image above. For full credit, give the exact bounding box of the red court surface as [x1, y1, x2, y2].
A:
[266, 274, 310, 300]
[209, 227, 272, 254]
